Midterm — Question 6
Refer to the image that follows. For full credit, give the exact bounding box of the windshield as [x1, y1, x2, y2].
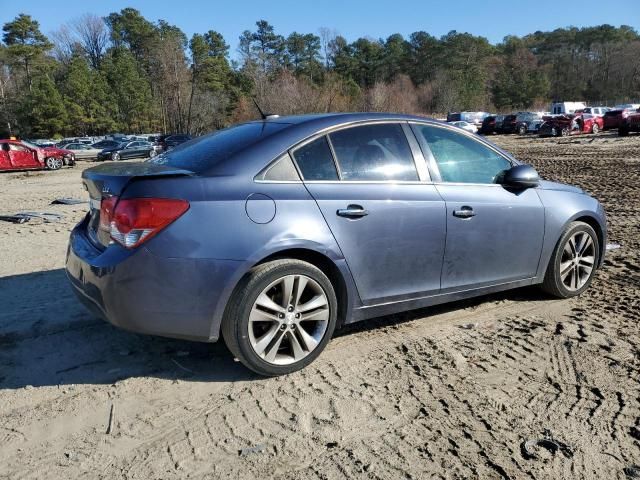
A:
[149, 122, 290, 173]
[21, 140, 40, 149]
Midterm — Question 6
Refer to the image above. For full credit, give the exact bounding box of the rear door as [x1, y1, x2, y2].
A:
[293, 122, 446, 305]
[411, 123, 544, 292]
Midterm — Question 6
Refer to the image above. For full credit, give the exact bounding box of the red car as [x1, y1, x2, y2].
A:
[603, 105, 640, 131]
[619, 108, 640, 136]
[538, 113, 603, 137]
[0, 139, 75, 171]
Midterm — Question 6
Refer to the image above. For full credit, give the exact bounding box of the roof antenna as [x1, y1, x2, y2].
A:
[252, 97, 278, 120]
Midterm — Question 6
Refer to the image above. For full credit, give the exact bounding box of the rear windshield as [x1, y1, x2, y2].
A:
[149, 122, 290, 173]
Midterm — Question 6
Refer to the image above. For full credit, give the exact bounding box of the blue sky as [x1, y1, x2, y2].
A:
[4, 0, 639, 59]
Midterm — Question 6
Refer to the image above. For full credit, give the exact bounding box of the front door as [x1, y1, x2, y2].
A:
[411, 123, 545, 291]
[0, 143, 11, 169]
[8, 143, 38, 168]
[292, 123, 446, 305]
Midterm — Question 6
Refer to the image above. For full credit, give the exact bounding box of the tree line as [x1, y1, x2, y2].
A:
[1, 9, 639, 138]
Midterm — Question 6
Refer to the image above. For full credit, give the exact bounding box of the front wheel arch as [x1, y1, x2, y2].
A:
[574, 215, 605, 267]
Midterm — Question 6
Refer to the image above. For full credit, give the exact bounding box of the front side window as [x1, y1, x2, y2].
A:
[415, 125, 511, 184]
[9, 144, 28, 152]
[291, 136, 338, 181]
[328, 123, 418, 181]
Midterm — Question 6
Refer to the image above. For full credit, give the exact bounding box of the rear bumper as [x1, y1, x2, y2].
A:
[65, 218, 243, 342]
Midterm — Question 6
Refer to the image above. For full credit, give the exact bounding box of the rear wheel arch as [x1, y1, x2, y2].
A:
[253, 248, 349, 330]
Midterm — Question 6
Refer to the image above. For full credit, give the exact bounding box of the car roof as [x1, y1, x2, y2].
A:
[206, 112, 517, 176]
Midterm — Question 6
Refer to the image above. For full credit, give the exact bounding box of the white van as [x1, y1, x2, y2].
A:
[550, 102, 587, 115]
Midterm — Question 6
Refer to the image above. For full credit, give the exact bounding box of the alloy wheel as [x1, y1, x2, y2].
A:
[559, 231, 595, 291]
[248, 274, 330, 365]
[46, 157, 62, 170]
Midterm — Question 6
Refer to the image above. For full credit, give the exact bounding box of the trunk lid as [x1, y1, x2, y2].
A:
[82, 162, 193, 248]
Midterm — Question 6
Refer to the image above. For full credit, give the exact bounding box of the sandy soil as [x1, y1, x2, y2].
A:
[0, 132, 639, 479]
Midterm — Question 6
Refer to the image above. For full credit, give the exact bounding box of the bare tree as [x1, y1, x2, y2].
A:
[49, 25, 77, 63]
[318, 27, 337, 68]
[71, 14, 109, 68]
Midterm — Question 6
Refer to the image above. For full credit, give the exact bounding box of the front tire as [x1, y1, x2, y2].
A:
[591, 123, 599, 134]
[541, 222, 599, 298]
[222, 259, 338, 376]
[45, 157, 63, 170]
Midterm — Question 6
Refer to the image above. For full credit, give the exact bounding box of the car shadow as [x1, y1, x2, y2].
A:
[0, 269, 256, 389]
[0, 268, 551, 389]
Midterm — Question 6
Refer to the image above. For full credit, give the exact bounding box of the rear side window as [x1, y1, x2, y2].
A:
[292, 137, 338, 181]
[150, 122, 289, 173]
[328, 123, 418, 181]
[415, 125, 511, 184]
[257, 153, 300, 181]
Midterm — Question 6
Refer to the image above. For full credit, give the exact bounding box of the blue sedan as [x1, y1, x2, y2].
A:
[66, 113, 606, 375]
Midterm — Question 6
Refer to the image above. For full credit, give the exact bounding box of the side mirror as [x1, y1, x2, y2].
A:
[502, 164, 539, 188]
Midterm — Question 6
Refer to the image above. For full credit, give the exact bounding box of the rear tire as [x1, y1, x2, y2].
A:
[112, 152, 120, 161]
[221, 259, 337, 376]
[619, 126, 629, 136]
[518, 124, 527, 135]
[541, 221, 599, 298]
[591, 123, 599, 134]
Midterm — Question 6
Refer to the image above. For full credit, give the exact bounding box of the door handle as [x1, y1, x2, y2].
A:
[337, 204, 369, 218]
[453, 206, 475, 218]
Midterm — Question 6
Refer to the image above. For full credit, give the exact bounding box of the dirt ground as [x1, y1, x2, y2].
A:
[1, 132, 639, 480]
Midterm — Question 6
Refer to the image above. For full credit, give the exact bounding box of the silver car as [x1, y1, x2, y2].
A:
[59, 143, 102, 160]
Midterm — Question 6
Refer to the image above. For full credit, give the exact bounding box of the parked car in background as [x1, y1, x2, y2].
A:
[479, 115, 503, 135]
[603, 104, 640, 131]
[550, 101, 587, 115]
[159, 134, 192, 151]
[449, 120, 478, 133]
[67, 113, 606, 375]
[59, 142, 103, 160]
[619, 108, 640, 136]
[96, 141, 158, 161]
[447, 112, 490, 128]
[500, 114, 518, 134]
[0, 139, 74, 171]
[92, 139, 121, 150]
[29, 139, 57, 148]
[516, 112, 547, 134]
[539, 113, 603, 137]
[578, 107, 610, 117]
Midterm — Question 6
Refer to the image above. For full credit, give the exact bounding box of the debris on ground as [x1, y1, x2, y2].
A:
[606, 243, 622, 251]
[0, 214, 30, 224]
[51, 197, 86, 205]
[106, 403, 116, 435]
[625, 466, 640, 479]
[0, 212, 63, 223]
[459, 323, 477, 330]
[239, 444, 266, 456]
[521, 430, 573, 460]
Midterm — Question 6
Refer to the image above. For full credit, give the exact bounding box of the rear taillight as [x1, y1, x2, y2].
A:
[99, 196, 189, 248]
